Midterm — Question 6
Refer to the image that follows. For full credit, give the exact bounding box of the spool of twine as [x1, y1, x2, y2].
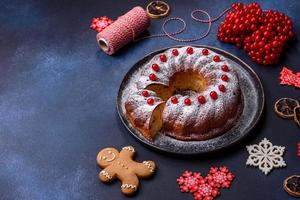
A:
[96, 5, 231, 55]
[96, 6, 150, 55]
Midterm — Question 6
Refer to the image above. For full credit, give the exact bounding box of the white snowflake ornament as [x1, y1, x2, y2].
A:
[246, 138, 286, 175]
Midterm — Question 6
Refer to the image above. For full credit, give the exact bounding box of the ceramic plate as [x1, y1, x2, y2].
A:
[117, 45, 264, 155]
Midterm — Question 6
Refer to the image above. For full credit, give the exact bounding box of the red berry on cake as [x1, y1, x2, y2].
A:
[221, 65, 229, 72]
[221, 74, 229, 82]
[159, 54, 167, 62]
[186, 47, 194, 55]
[198, 95, 206, 104]
[184, 98, 191, 106]
[172, 49, 179, 56]
[149, 73, 157, 81]
[147, 98, 154, 105]
[213, 55, 221, 62]
[171, 96, 178, 104]
[202, 48, 209, 55]
[218, 84, 226, 92]
[152, 64, 160, 72]
[142, 90, 149, 97]
[210, 91, 218, 100]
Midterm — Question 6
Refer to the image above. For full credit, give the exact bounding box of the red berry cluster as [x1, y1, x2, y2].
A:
[90, 16, 113, 33]
[279, 67, 300, 88]
[177, 167, 234, 200]
[297, 143, 300, 157]
[217, 2, 295, 65]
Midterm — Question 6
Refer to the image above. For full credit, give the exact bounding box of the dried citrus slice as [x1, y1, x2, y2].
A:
[294, 106, 300, 127]
[283, 175, 300, 197]
[146, 1, 170, 19]
[274, 98, 299, 119]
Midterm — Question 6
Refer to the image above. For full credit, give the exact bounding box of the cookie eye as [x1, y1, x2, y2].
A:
[103, 156, 107, 160]
[108, 151, 112, 154]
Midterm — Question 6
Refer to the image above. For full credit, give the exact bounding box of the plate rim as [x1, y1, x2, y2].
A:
[116, 44, 265, 155]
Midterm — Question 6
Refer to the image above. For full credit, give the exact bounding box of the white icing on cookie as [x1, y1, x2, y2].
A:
[121, 184, 137, 190]
[122, 146, 135, 152]
[143, 161, 155, 172]
[100, 170, 112, 179]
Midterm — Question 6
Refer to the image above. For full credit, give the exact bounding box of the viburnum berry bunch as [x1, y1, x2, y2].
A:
[90, 16, 114, 33]
[177, 167, 234, 200]
[217, 2, 295, 65]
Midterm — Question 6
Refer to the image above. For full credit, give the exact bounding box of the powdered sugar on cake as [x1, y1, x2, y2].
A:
[122, 46, 242, 141]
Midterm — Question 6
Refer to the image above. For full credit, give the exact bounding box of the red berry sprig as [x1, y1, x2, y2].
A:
[90, 16, 113, 33]
[217, 2, 295, 65]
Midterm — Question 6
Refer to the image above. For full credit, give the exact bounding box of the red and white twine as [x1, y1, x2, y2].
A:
[96, 6, 231, 55]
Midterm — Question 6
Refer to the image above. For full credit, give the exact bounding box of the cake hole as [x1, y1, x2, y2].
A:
[146, 70, 209, 101]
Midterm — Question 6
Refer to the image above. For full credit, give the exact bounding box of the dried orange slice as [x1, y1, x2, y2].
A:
[283, 175, 300, 197]
[294, 106, 300, 127]
[274, 98, 299, 119]
[146, 1, 170, 19]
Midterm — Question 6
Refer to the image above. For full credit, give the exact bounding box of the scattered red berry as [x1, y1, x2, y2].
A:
[171, 96, 178, 104]
[142, 90, 149, 97]
[213, 55, 221, 62]
[221, 65, 229, 72]
[172, 49, 179, 56]
[202, 48, 209, 55]
[152, 64, 160, 72]
[149, 73, 157, 81]
[198, 95, 206, 104]
[160, 54, 167, 62]
[218, 85, 226, 92]
[210, 91, 218, 100]
[147, 98, 154, 105]
[221, 74, 229, 82]
[184, 98, 192, 106]
[187, 47, 194, 55]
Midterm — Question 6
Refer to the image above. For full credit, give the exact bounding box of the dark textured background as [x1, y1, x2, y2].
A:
[0, 0, 299, 199]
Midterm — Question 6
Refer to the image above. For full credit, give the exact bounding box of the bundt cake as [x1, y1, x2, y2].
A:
[124, 46, 243, 141]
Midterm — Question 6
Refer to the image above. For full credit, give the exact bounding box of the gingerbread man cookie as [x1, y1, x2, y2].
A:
[96, 146, 156, 195]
